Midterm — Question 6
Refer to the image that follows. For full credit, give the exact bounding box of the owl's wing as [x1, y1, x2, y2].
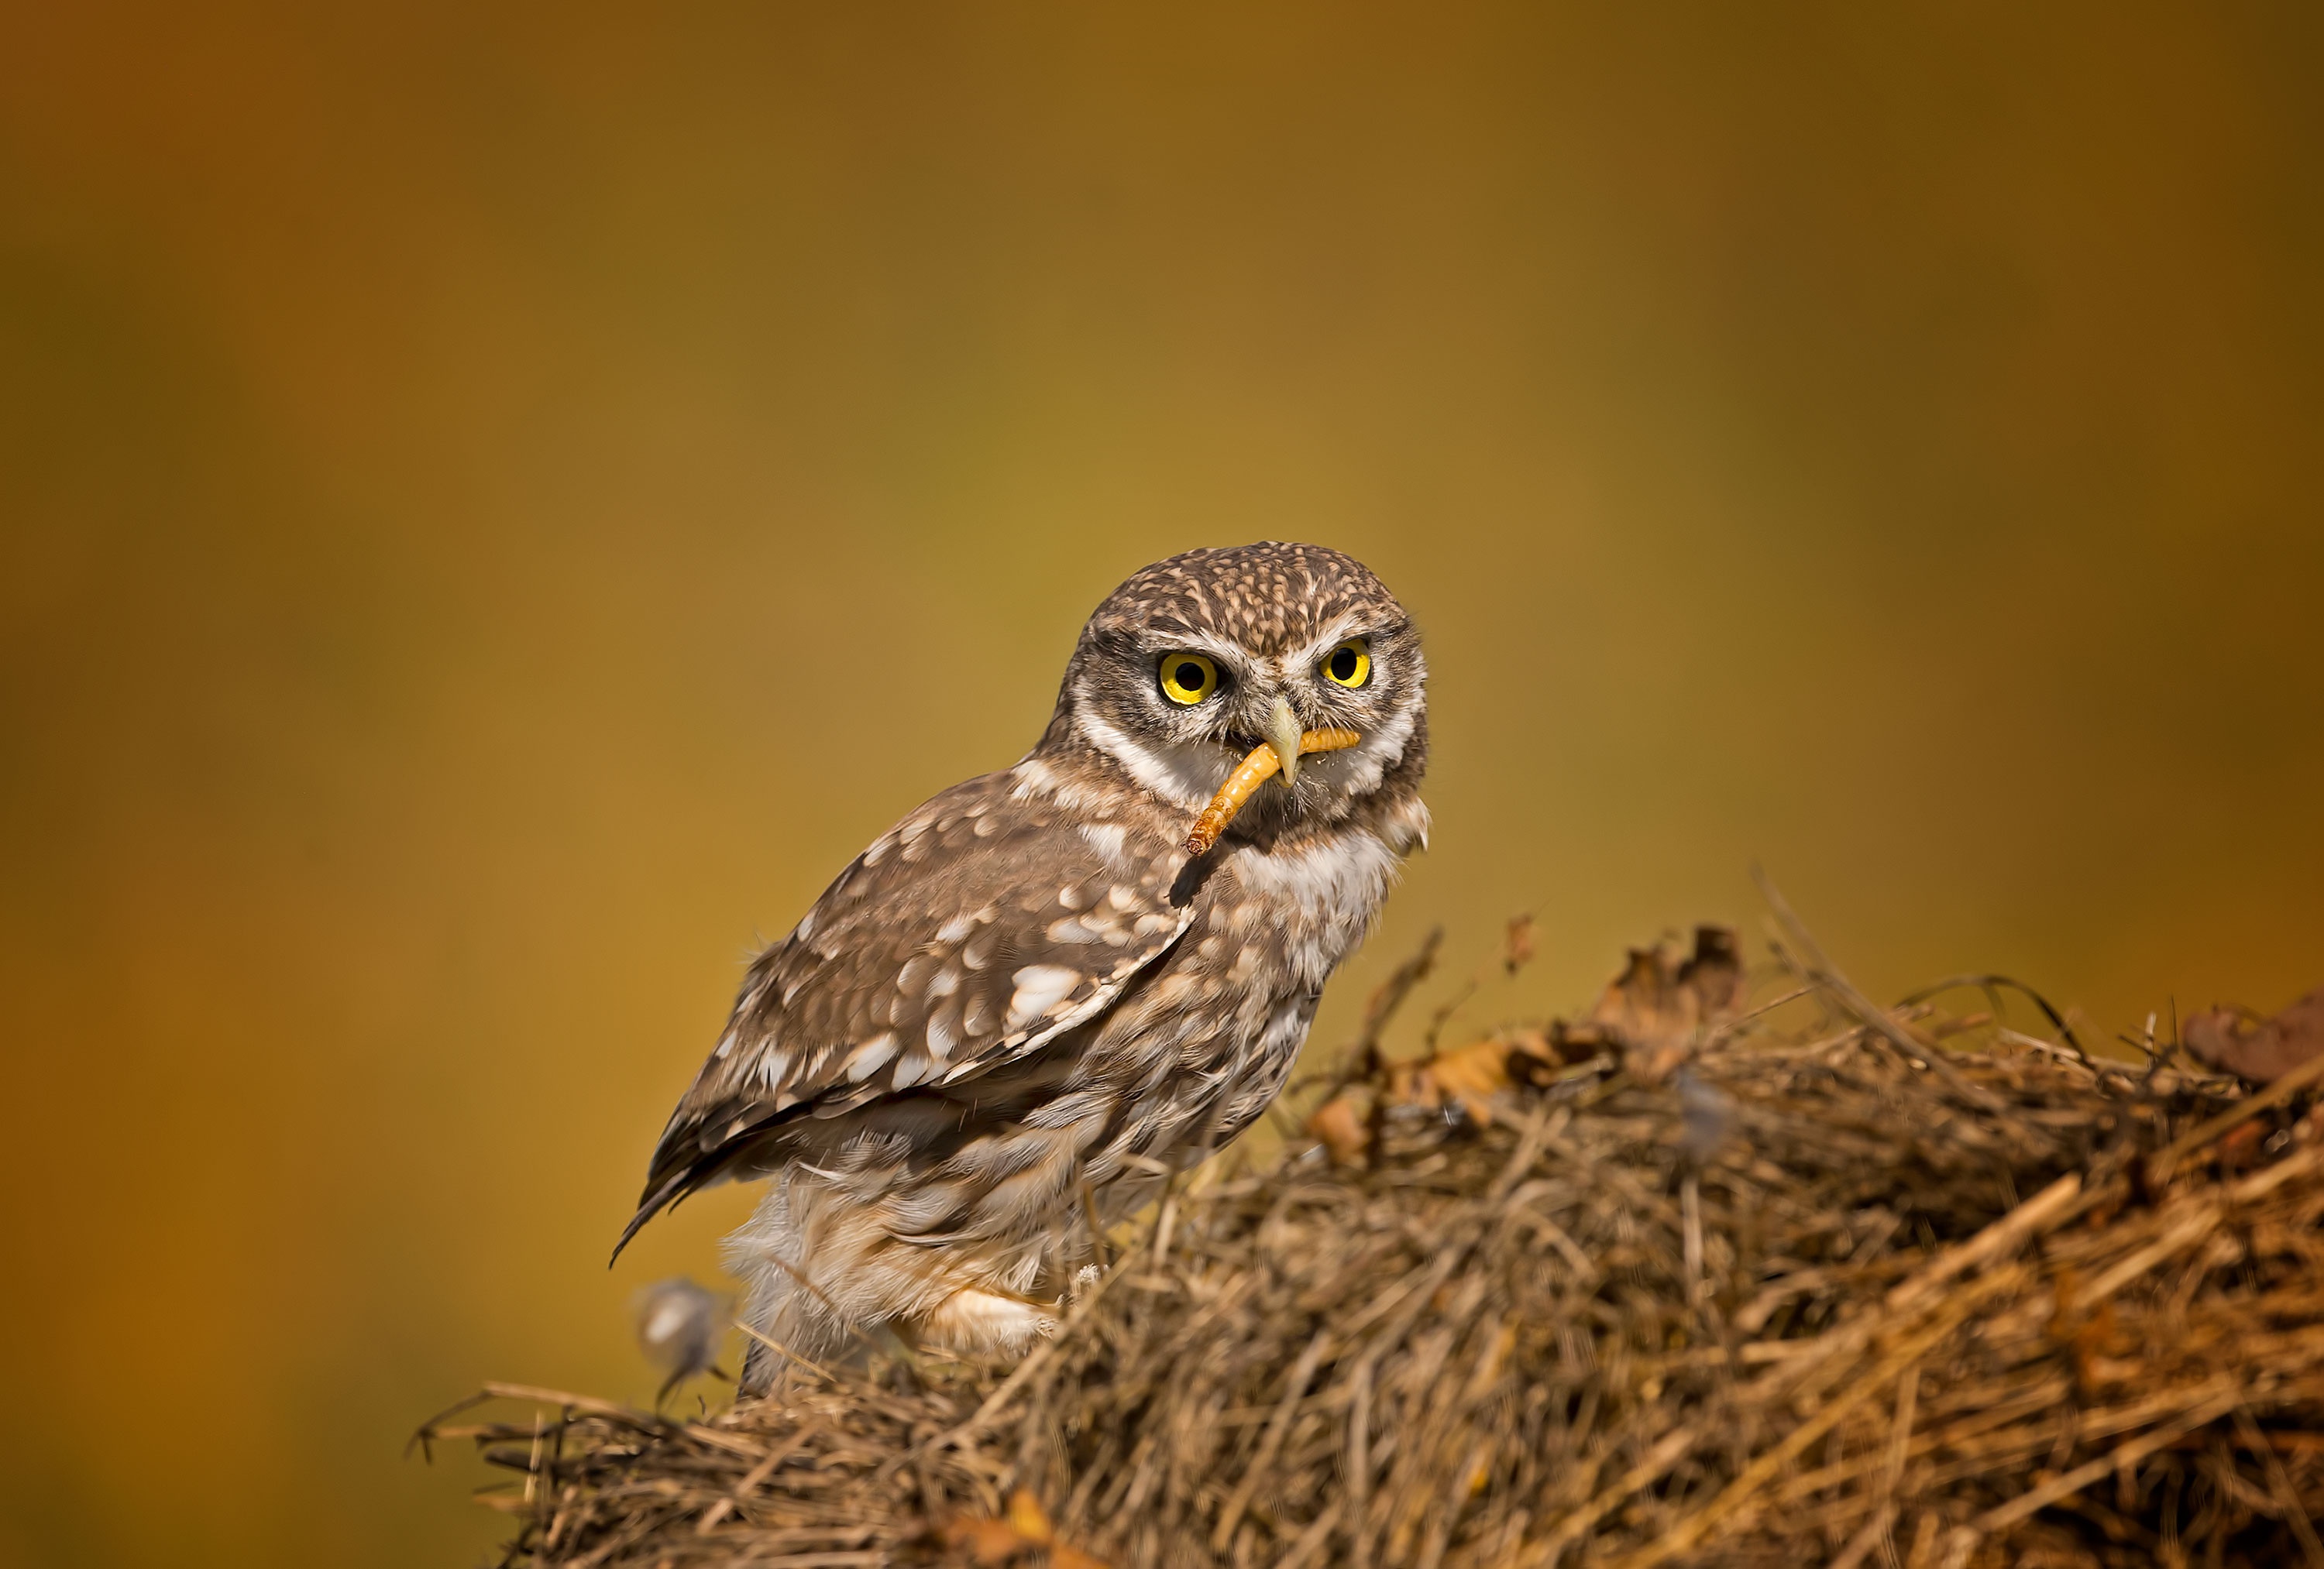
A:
[616, 769, 1195, 1255]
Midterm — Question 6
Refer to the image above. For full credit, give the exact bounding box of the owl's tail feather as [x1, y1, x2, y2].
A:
[608, 1173, 689, 1265]
[612, 1100, 789, 1265]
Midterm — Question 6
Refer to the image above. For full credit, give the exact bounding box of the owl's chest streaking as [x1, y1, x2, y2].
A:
[1041, 811, 1416, 1176]
[1142, 822, 1405, 1050]
[660, 755, 1426, 1281]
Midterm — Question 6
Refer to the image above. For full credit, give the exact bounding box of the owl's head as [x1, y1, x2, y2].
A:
[1041, 542, 1427, 840]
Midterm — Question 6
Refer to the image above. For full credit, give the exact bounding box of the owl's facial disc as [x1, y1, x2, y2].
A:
[1061, 616, 1422, 829]
[1050, 544, 1427, 830]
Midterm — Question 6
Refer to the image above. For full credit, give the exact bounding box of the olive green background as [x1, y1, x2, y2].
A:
[3, 5, 2319, 1564]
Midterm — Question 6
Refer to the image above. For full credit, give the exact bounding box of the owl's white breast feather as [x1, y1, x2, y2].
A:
[1233, 826, 1406, 990]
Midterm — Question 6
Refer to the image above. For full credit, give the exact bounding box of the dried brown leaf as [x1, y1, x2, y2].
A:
[2185, 986, 2324, 1083]
[1305, 1094, 1371, 1166]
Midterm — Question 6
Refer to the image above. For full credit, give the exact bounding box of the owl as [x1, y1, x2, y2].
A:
[617, 542, 1429, 1389]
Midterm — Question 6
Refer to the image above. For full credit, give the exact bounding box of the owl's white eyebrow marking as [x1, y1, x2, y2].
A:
[1139, 627, 1248, 668]
[1281, 611, 1373, 674]
[1006, 965, 1083, 1030]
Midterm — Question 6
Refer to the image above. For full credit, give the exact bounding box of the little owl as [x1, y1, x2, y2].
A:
[617, 542, 1428, 1389]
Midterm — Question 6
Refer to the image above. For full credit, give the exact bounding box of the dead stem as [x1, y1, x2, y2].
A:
[418, 932, 2324, 1569]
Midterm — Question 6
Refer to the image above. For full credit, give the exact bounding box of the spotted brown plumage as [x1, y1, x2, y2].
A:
[621, 774, 1199, 1251]
[624, 542, 1429, 1387]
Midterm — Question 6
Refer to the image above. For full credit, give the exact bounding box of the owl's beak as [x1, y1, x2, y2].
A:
[1185, 718, 1363, 853]
[1265, 696, 1305, 788]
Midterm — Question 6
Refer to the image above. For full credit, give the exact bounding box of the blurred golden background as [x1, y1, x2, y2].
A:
[3, 4, 2319, 1563]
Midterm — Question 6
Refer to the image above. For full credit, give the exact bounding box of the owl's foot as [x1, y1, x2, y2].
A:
[913, 1286, 1060, 1358]
[1069, 1262, 1102, 1301]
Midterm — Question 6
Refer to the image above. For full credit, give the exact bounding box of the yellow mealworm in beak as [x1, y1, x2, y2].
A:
[1184, 729, 1362, 855]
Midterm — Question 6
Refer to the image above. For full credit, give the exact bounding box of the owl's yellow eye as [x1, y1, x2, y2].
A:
[1322, 638, 1370, 688]
[1158, 651, 1220, 706]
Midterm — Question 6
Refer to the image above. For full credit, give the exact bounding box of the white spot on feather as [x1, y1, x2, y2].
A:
[1078, 822, 1128, 865]
[1009, 757, 1059, 800]
[844, 1032, 899, 1082]
[1006, 965, 1083, 1031]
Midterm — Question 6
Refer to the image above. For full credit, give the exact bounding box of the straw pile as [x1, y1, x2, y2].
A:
[421, 921, 2324, 1568]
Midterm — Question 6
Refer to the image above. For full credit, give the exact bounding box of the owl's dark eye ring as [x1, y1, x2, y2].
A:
[1158, 652, 1221, 706]
[1322, 638, 1371, 689]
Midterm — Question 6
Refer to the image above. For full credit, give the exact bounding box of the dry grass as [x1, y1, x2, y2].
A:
[419, 926, 2324, 1569]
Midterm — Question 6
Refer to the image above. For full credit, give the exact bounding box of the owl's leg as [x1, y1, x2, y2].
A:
[909, 1286, 1060, 1358]
[725, 1175, 868, 1393]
